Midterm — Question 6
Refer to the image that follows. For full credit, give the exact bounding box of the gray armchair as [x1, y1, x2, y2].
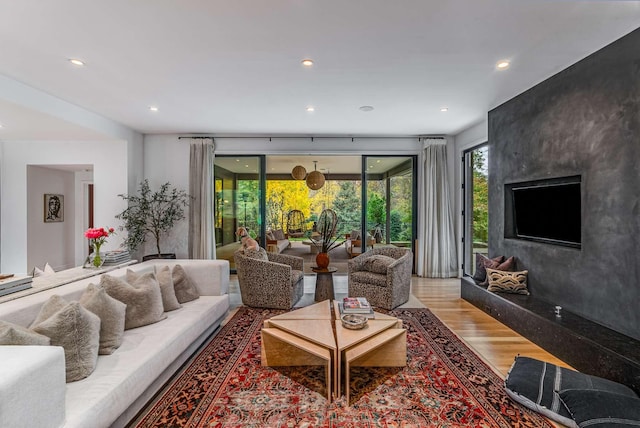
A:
[348, 247, 413, 310]
[234, 248, 304, 309]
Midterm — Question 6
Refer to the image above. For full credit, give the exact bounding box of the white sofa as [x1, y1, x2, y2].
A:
[0, 259, 230, 428]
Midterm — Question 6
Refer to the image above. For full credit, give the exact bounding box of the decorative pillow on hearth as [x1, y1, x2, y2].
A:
[479, 256, 516, 286]
[559, 389, 640, 427]
[0, 320, 50, 345]
[100, 273, 166, 329]
[472, 254, 504, 283]
[79, 283, 127, 355]
[486, 268, 529, 295]
[363, 254, 396, 274]
[30, 295, 100, 382]
[172, 264, 200, 303]
[505, 356, 639, 428]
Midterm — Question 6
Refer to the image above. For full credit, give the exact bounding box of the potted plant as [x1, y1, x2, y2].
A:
[310, 209, 344, 269]
[115, 180, 191, 260]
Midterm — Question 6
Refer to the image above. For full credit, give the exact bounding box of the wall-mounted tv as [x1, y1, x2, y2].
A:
[512, 180, 581, 248]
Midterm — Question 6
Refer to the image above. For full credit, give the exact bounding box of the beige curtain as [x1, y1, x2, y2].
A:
[418, 139, 458, 277]
[188, 138, 215, 259]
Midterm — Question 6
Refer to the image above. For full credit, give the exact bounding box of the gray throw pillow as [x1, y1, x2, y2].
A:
[505, 356, 639, 428]
[172, 264, 200, 303]
[100, 273, 166, 330]
[350, 229, 361, 241]
[31, 295, 100, 382]
[148, 266, 182, 311]
[479, 256, 516, 287]
[79, 283, 127, 355]
[273, 229, 286, 241]
[559, 389, 640, 427]
[0, 320, 50, 345]
[363, 254, 396, 274]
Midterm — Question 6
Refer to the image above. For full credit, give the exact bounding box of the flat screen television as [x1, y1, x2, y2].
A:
[512, 181, 581, 248]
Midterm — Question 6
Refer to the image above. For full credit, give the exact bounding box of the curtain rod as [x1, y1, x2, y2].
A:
[178, 136, 215, 140]
[179, 136, 443, 142]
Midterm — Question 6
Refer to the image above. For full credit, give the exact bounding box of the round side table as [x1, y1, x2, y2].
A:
[312, 266, 338, 302]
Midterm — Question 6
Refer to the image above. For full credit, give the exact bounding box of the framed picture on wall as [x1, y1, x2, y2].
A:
[44, 194, 64, 223]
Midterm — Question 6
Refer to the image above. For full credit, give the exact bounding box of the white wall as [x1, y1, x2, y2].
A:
[1, 140, 129, 273]
[27, 166, 76, 272]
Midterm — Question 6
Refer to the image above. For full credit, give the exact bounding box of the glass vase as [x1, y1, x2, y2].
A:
[90, 242, 104, 268]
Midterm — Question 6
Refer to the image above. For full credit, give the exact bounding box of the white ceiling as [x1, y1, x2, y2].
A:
[0, 1, 639, 140]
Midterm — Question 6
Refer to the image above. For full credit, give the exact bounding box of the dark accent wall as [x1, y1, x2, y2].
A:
[488, 28, 640, 341]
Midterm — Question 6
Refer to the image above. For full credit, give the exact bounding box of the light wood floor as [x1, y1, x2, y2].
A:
[412, 276, 571, 377]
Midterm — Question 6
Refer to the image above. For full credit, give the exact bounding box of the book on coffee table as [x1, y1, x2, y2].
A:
[338, 301, 375, 318]
[343, 297, 371, 313]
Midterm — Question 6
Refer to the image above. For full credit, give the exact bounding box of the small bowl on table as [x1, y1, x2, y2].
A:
[341, 313, 368, 330]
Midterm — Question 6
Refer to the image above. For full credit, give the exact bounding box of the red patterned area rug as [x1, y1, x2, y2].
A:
[132, 307, 552, 428]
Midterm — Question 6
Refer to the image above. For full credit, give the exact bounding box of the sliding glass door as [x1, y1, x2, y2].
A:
[214, 155, 264, 269]
[462, 144, 489, 276]
[363, 156, 417, 262]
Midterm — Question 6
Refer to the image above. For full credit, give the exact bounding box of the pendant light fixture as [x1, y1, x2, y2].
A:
[306, 161, 325, 190]
[291, 165, 307, 180]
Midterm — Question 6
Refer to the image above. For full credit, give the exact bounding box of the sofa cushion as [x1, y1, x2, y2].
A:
[350, 271, 387, 288]
[0, 320, 50, 345]
[486, 268, 530, 295]
[172, 264, 200, 303]
[273, 229, 286, 240]
[472, 254, 504, 283]
[363, 254, 396, 274]
[479, 256, 516, 286]
[100, 273, 166, 330]
[79, 283, 127, 355]
[131, 266, 181, 311]
[559, 389, 640, 428]
[31, 296, 100, 382]
[505, 356, 639, 428]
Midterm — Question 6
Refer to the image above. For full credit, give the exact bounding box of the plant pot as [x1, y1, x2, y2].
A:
[315, 252, 330, 269]
[142, 253, 177, 262]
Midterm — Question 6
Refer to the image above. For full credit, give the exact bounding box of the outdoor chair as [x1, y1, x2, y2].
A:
[234, 247, 304, 309]
[347, 247, 413, 310]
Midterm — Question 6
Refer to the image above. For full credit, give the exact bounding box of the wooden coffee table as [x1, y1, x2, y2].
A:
[261, 300, 406, 405]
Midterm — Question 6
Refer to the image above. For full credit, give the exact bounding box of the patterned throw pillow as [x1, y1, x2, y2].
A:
[479, 256, 516, 287]
[472, 254, 504, 283]
[363, 255, 396, 274]
[486, 268, 529, 295]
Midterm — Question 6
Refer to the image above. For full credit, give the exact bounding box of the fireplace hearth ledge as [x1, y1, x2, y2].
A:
[461, 276, 640, 393]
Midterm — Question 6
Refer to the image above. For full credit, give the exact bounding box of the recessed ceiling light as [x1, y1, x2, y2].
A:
[68, 58, 85, 66]
[301, 59, 314, 67]
[440, 107, 449, 112]
[0, 123, 4, 128]
[496, 60, 510, 70]
[306, 106, 315, 112]
[149, 106, 159, 112]
[359, 106, 374, 112]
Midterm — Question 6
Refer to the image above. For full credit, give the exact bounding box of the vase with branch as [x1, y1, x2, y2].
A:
[310, 209, 343, 269]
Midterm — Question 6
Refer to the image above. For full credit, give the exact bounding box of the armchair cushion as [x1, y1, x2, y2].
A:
[363, 254, 396, 274]
[350, 271, 387, 288]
